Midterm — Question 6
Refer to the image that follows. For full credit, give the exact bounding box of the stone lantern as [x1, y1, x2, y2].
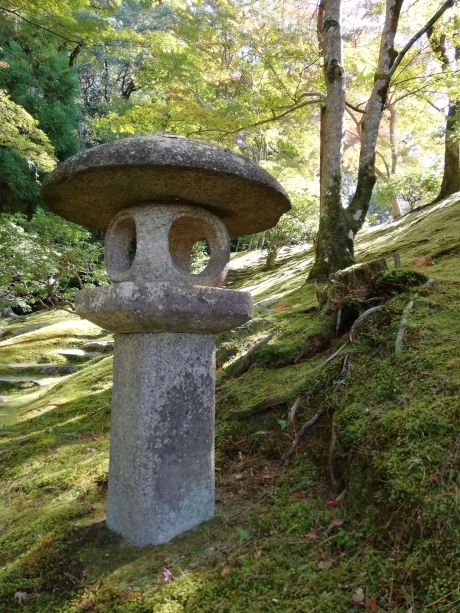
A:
[41, 134, 290, 546]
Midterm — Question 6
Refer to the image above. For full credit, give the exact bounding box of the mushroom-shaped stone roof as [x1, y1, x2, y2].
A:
[41, 134, 291, 236]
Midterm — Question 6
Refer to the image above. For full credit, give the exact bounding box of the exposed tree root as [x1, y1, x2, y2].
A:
[287, 395, 302, 427]
[395, 278, 434, 353]
[317, 342, 348, 370]
[239, 395, 287, 419]
[395, 299, 415, 353]
[282, 409, 324, 464]
[349, 305, 383, 342]
[230, 333, 274, 377]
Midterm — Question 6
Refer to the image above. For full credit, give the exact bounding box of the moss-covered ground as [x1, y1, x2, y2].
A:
[0, 197, 459, 612]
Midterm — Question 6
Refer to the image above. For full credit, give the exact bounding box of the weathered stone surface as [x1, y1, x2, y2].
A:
[105, 204, 230, 287]
[0, 376, 56, 389]
[75, 281, 253, 334]
[81, 339, 114, 352]
[107, 332, 215, 546]
[6, 363, 78, 375]
[40, 134, 291, 236]
[53, 349, 100, 362]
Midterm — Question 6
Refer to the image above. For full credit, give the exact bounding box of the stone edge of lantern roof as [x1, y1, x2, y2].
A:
[40, 134, 292, 235]
[44, 133, 289, 198]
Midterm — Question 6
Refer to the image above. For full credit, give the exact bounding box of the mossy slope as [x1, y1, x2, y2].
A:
[0, 197, 459, 612]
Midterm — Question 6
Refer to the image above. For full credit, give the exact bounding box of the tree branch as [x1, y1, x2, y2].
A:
[375, 151, 390, 180]
[251, 42, 297, 103]
[345, 101, 366, 114]
[345, 106, 362, 136]
[392, 67, 460, 87]
[185, 97, 322, 137]
[0, 6, 82, 45]
[422, 97, 447, 114]
[375, 166, 388, 181]
[392, 82, 446, 106]
[389, 0, 454, 79]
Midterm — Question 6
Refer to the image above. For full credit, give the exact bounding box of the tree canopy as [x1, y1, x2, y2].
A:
[0, 0, 459, 307]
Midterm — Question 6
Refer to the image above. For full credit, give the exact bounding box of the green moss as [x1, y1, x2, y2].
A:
[375, 267, 428, 294]
[1, 196, 460, 611]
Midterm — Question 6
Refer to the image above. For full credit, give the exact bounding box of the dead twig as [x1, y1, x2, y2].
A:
[282, 303, 384, 464]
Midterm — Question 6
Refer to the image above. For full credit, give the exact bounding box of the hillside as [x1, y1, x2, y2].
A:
[0, 195, 459, 612]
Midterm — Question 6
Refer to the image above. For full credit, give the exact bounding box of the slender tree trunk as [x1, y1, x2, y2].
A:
[69, 41, 83, 67]
[0, 182, 13, 213]
[347, 0, 404, 232]
[308, 0, 352, 280]
[388, 104, 398, 177]
[388, 102, 402, 219]
[428, 29, 460, 201]
[437, 99, 460, 200]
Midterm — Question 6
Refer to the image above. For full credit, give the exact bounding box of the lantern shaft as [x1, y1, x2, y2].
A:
[107, 332, 215, 546]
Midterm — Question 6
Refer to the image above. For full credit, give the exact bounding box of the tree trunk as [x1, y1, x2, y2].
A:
[388, 102, 402, 219]
[347, 0, 404, 232]
[436, 99, 460, 200]
[308, 0, 352, 280]
[428, 29, 460, 202]
[308, 0, 454, 280]
[0, 182, 13, 213]
[248, 234, 257, 250]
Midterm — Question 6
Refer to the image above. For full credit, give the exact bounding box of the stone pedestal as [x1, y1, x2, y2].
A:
[107, 332, 215, 546]
[74, 204, 252, 546]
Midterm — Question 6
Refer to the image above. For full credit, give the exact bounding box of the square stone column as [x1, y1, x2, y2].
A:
[107, 332, 215, 546]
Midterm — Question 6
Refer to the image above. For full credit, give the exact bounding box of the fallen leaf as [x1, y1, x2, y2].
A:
[235, 527, 250, 542]
[292, 491, 310, 500]
[329, 517, 345, 528]
[304, 531, 319, 542]
[325, 498, 341, 508]
[365, 597, 378, 610]
[233, 473, 244, 480]
[221, 565, 230, 577]
[352, 587, 365, 606]
[14, 592, 28, 605]
[161, 568, 174, 583]
[317, 559, 333, 570]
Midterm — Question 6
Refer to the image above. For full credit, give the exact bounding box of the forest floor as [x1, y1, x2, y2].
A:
[0, 195, 459, 612]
